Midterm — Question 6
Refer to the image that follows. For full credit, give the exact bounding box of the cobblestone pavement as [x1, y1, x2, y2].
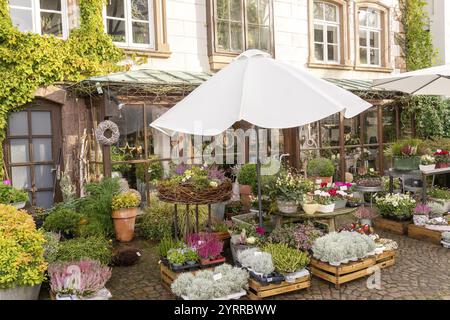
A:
[106, 230, 450, 300]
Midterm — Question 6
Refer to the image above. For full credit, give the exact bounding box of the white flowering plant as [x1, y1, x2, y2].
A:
[313, 190, 334, 205]
[420, 154, 436, 165]
[268, 169, 313, 202]
[375, 193, 416, 220]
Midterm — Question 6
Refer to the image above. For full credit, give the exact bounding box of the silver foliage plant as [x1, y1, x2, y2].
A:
[312, 231, 377, 264]
[171, 264, 249, 300]
[237, 248, 275, 276]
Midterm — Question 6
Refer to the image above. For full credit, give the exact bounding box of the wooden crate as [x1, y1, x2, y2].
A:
[408, 224, 442, 245]
[160, 263, 218, 292]
[375, 250, 396, 269]
[310, 257, 376, 289]
[247, 274, 310, 300]
[373, 217, 411, 235]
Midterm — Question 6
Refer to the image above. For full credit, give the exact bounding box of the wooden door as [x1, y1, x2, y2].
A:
[5, 103, 62, 208]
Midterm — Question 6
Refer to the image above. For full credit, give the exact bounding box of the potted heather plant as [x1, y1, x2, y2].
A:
[419, 154, 436, 171]
[353, 206, 378, 226]
[413, 204, 431, 226]
[389, 139, 425, 171]
[187, 233, 225, 266]
[111, 191, 141, 242]
[433, 149, 450, 168]
[48, 259, 112, 300]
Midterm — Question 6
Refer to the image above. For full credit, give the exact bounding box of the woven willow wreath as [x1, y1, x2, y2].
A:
[95, 120, 120, 145]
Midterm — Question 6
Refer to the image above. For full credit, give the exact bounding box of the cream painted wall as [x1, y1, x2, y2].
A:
[426, 0, 450, 65]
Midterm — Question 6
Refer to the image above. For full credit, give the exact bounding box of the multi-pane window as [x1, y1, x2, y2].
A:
[105, 0, 154, 48]
[9, 0, 68, 38]
[358, 8, 381, 66]
[215, 0, 272, 53]
[313, 1, 340, 63]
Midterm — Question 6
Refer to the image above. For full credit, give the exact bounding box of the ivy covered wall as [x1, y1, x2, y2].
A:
[0, 0, 124, 178]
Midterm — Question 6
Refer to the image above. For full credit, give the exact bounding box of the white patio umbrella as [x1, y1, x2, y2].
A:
[151, 50, 372, 226]
[372, 64, 450, 95]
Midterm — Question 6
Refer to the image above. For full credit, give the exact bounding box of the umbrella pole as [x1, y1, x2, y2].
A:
[255, 126, 263, 228]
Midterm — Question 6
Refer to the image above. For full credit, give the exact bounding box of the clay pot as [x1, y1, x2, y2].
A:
[112, 207, 138, 242]
[239, 184, 252, 207]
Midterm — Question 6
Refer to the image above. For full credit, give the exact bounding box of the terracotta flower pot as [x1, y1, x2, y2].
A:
[239, 184, 252, 207]
[112, 207, 138, 242]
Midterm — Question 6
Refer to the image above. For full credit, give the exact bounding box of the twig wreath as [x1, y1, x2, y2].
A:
[95, 120, 120, 145]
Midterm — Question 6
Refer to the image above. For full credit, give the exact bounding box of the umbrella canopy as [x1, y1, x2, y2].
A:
[151, 50, 372, 136]
[372, 64, 450, 95]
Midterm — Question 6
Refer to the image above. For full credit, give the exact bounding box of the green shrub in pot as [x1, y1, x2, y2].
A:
[52, 236, 113, 265]
[237, 163, 258, 194]
[43, 207, 86, 238]
[306, 158, 335, 180]
[0, 205, 47, 299]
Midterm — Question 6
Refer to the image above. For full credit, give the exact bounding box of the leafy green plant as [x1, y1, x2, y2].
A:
[385, 138, 427, 158]
[167, 248, 186, 265]
[111, 191, 140, 210]
[306, 157, 335, 177]
[261, 243, 309, 275]
[157, 236, 183, 258]
[0, 204, 47, 288]
[428, 187, 450, 200]
[237, 163, 258, 193]
[78, 178, 120, 237]
[184, 248, 199, 262]
[0, 181, 28, 204]
[43, 232, 60, 264]
[53, 236, 113, 265]
[135, 157, 164, 182]
[43, 208, 86, 238]
[268, 168, 313, 202]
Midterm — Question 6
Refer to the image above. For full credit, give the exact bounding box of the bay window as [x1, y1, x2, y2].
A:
[9, 0, 68, 38]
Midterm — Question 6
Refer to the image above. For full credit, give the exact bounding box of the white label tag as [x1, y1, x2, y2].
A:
[213, 273, 223, 281]
[341, 186, 348, 191]
[136, 252, 141, 257]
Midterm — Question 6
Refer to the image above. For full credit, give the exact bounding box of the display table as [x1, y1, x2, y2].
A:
[272, 207, 357, 232]
[355, 185, 384, 207]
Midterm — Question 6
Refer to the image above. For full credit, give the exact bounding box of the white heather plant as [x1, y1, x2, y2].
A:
[170, 264, 249, 300]
[237, 248, 275, 276]
[312, 231, 377, 265]
[442, 232, 450, 242]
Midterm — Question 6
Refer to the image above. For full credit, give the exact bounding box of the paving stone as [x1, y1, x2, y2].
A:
[101, 229, 450, 300]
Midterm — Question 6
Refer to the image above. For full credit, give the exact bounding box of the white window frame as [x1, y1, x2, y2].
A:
[9, 0, 69, 39]
[313, 1, 340, 64]
[358, 8, 381, 67]
[104, 0, 155, 49]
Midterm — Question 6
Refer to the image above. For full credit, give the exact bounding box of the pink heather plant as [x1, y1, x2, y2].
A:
[48, 260, 112, 297]
[413, 204, 431, 216]
[187, 232, 223, 260]
[353, 206, 378, 219]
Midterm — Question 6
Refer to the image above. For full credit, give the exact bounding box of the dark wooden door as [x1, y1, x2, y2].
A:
[5, 102, 62, 208]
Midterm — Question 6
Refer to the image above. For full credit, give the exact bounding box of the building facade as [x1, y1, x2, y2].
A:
[4, 0, 409, 207]
[425, 0, 450, 65]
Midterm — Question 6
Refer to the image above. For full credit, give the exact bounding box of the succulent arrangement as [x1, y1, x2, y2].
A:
[48, 259, 112, 298]
[312, 231, 377, 265]
[171, 264, 249, 300]
[261, 243, 310, 275]
[236, 248, 275, 276]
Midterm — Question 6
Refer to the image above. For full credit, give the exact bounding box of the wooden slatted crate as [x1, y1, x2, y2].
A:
[247, 274, 310, 300]
[373, 217, 411, 235]
[408, 224, 442, 245]
[311, 250, 396, 289]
